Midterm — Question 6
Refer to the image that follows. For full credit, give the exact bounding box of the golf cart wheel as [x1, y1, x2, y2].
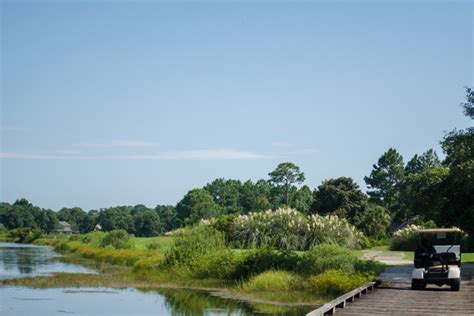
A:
[451, 278, 461, 291]
[411, 279, 425, 290]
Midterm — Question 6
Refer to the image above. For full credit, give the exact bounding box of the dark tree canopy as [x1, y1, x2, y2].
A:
[134, 209, 162, 237]
[311, 177, 368, 227]
[176, 189, 220, 225]
[405, 149, 441, 175]
[364, 148, 405, 218]
[98, 206, 134, 233]
[204, 179, 244, 215]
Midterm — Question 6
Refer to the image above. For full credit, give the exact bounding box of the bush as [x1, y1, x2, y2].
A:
[306, 269, 371, 297]
[242, 270, 302, 292]
[390, 224, 423, 251]
[146, 242, 160, 251]
[192, 249, 242, 279]
[232, 248, 300, 280]
[164, 225, 225, 267]
[100, 230, 132, 249]
[8, 227, 43, 243]
[298, 244, 358, 275]
[232, 208, 365, 251]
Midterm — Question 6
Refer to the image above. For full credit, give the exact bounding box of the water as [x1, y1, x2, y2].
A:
[0, 242, 313, 315]
[0, 242, 95, 279]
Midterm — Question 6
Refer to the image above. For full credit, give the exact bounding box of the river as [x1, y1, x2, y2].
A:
[0, 242, 312, 315]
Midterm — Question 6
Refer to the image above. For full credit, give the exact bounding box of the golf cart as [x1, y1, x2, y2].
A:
[411, 228, 462, 291]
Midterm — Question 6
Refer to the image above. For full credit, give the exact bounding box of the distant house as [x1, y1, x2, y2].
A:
[57, 221, 72, 235]
[94, 224, 102, 231]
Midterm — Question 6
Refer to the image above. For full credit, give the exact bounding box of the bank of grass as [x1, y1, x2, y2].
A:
[9, 229, 385, 305]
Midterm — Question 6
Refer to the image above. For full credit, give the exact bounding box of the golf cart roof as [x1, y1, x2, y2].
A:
[417, 228, 462, 234]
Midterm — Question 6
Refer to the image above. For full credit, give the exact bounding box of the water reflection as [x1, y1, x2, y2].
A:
[0, 242, 94, 279]
[0, 287, 314, 316]
[153, 288, 312, 316]
[0, 243, 314, 315]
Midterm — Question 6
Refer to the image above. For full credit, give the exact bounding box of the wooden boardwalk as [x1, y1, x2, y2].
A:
[335, 281, 474, 316]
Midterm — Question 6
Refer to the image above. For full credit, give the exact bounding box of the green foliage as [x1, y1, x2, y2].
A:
[204, 178, 244, 215]
[298, 244, 358, 275]
[146, 242, 161, 250]
[232, 208, 365, 251]
[232, 248, 300, 280]
[155, 205, 180, 232]
[404, 149, 441, 175]
[399, 166, 448, 222]
[133, 209, 162, 237]
[364, 148, 405, 218]
[390, 224, 423, 251]
[289, 185, 314, 214]
[164, 226, 225, 267]
[268, 162, 305, 205]
[57, 207, 87, 232]
[192, 249, 241, 279]
[7, 227, 43, 243]
[100, 229, 132, 249]
[176, 189, 220, 225]
[311, 177, 368, 227]
[358, 204, 391, 238]
[242, 270, 302, 292]
[306, 269, 371, 297]
[98, 206, 134, 233]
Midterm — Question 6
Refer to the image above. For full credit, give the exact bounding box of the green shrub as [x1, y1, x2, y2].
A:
[232, 248, 300, 280]
[298, 244, 357, 275]
[146, 242, 160, 251]
[306, 269, 371, 296]
[192, 249, 242, 279]
[100, 230, 132, 249]
[133, 256, 163, 271]
[8, 227, 43, 243]
[242, 270, 303, 292]
[390, 225, 423, 251]
[232, 209, 365, 251]
[165, 225, 225, 267]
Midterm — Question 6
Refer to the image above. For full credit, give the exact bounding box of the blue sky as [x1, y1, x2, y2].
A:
[1, 0, 472, 211]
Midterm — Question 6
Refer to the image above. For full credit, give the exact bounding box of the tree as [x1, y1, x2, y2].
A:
[359, 204, 391, 238]
[405, 149, 441, 175]
[134, 209, 162, 237]
[364, 148, 405, 218]
[176, 189, 220, 224]
[311, 177, 368, 227]
[155, 205, 180, 232]
[399, 166, 449, 222]
[289, 185, 314, 214]
[98, 206, 134, 233]
[239, 180, 272, 212]
[131, 204, 149, 217]
[57, 207, 87, 230]
[462, 86, 474, 119]
[36, 209, 59, 233]
[438, 88, 474, 240]
[268, 162, 305, 205]
[204, 179, 243, 214]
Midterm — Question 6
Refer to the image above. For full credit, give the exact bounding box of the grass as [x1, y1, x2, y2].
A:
[133, 236, 175, 251]
[5, 234, 386, 306]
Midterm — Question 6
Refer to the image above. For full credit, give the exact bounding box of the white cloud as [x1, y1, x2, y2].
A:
[72, 140, 157, 148]
[0, 149, 273, 161]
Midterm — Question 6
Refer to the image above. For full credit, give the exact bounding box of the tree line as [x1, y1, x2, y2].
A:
[1, 88, 472, 239]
